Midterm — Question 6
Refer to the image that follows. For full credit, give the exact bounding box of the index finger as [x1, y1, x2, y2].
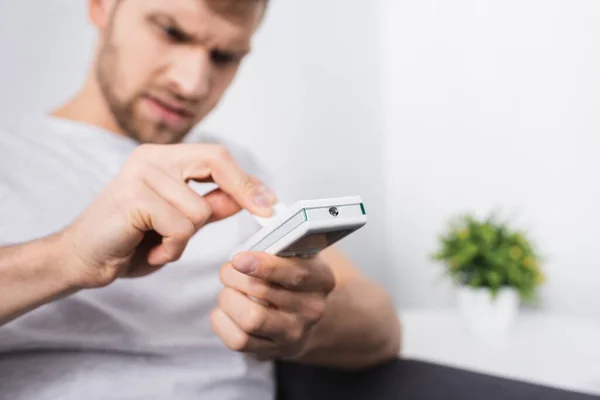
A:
[231, 251, 336, 293]
[181, 144, 273, 216]
[159, 143, 276, 217]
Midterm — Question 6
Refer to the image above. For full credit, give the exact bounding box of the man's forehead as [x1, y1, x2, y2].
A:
[115, 0, 263, 53]
[204, 0, 266, 18]
[136, 0, 264, 27]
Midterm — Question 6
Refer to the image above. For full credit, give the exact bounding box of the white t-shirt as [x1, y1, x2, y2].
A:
[0, 115, 275, 400]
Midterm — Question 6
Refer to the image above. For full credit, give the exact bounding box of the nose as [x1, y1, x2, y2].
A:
[168, 50, 212, 101]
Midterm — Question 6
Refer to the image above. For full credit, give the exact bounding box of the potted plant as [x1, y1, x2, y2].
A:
[431, 212, 545, 338]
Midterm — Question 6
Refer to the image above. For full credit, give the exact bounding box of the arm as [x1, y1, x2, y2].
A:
[0, 143, 276, 328]
[293, 247, 401, 369]
[0, 233, 79, 327]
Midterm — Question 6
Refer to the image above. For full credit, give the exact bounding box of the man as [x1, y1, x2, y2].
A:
[0, 0, 400, 398]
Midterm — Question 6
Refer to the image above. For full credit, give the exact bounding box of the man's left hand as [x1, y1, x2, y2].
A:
[211, 251, 336, 360]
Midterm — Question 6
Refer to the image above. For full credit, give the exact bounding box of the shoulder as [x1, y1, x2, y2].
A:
[0, 113, 63, 151]
[0, 115, 40, 161]
[0, 115, 27, 143]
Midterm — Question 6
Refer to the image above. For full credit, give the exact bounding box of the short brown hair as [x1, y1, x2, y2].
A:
[115, 0, 269, 23]
[206, 0, 269, 24]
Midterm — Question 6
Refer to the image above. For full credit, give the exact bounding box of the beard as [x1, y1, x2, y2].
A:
[95, 32, 197, 144]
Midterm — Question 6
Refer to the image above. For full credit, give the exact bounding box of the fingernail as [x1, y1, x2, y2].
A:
[254, 194, 272, 209]
[258, 185, 277, 202]
[233, 254, 258, 274]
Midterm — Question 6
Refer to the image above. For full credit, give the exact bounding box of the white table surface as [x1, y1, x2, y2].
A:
[398, 309, 600, 396]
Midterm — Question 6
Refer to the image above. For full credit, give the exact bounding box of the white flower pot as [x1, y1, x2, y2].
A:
[457, 286, 519, 339]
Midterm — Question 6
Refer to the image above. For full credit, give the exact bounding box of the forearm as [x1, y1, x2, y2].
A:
[295, 278, 401, 370]
[0, 232, 78, 327]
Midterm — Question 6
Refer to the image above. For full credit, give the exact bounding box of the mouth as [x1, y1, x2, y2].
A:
[142, 94, 194, 127]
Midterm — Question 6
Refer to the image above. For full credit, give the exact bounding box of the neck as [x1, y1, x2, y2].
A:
[52, 71, 124, 137]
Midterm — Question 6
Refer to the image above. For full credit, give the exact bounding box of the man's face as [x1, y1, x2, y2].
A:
[92, 0, 264, 144]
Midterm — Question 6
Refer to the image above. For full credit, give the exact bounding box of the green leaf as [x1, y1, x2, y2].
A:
[486, 270, 502, 288]
[430, 210, 545, 303]
[469, 275, 482, 287]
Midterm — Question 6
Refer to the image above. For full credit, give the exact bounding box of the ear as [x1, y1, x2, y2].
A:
[89, 0, 118, 30]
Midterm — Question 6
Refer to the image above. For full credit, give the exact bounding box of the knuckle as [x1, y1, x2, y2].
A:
[324, 276, 336, 293]
[217, 288, 228, 307]
[175, 219, 196, 241]
[244, 305, 267, 333]
[319, 267, 336, 293]
[286, 322, 305, 343]
[228, 331, 250, 352]
[250, 279, 272, 300]
[131, 143, 158, 160]
[190, 200, 212, 227]
[260, 262, 276, 280]
[228, 172, 254, 196]
[219, 287, 237, 308]
[209, 309, 221, 327]
[122, 159, 158, 185]
[128, 179, 147, 198]
[291, 269, 310, 288]
[121, 180, 148, 207]
[166, 250, 184, 263]
[218, 265, 229, 286]
[162, 244, 185, 263]
[302, 298, 326, 323]
[209, 309, 219, 330]
[122, 160, 147, 181]
[210, 144, 232, 161]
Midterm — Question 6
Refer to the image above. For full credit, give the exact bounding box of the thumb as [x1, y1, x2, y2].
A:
[203, 189, 243, 223]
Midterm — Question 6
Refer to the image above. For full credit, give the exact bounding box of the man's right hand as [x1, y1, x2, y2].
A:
[60, 143, 276, 289]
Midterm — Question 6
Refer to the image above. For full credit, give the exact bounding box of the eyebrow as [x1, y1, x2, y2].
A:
[147, 12, 251, 55]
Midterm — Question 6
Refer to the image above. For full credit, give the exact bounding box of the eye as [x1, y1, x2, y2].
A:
[162, 25, 188, 43]
[211, 49, 238, 66]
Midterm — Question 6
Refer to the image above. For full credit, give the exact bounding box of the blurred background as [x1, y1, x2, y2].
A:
[0, 0, 599, 391]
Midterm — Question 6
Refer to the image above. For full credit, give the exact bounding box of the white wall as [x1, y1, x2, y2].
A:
[0, 0, 95, 116]
[382, 0, 600, 317]
[0, 1, 392, 286]
[201, 0, 390, 286]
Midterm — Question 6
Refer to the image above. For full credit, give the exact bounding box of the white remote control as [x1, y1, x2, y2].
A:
[237, 195, 367, 258]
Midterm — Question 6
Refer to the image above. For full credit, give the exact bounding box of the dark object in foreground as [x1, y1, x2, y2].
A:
[276, 358, 598, 400]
